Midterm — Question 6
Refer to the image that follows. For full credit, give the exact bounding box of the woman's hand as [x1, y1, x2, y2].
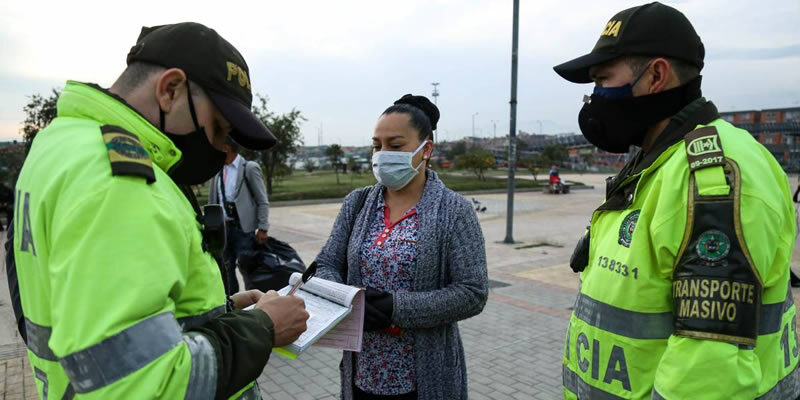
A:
[364, 288, 394, 331]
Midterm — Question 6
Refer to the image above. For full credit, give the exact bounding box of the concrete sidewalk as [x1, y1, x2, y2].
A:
[3, 173, 800, 399]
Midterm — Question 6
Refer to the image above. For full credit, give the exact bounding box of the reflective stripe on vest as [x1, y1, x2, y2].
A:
[25, 318, 58, 361]
[574, 293, 673, 339]
[60, 312, 182, 393]
[573, 292, 789, 340]
[61, 384, 75, 400]
[26, 305, 228, 363]
[34, 367, 49, 399]
[178, 305, 226, 330]
[182, 332, 217, 400]
[580, 365, 799, 400]
[759, 287, 794, 336]
[563, 364, 625, 400]
[25, 312, 223, 396]
[755, 363, 800, 400]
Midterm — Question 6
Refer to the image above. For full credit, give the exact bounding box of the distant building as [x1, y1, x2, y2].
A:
[524, 133, 588, 152]
[291, 145, 371, 171]
[0, 140, 20, 148]
[720, 107, 800, 171]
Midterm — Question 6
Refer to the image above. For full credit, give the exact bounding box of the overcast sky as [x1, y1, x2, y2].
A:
[1, 0, 798, 146]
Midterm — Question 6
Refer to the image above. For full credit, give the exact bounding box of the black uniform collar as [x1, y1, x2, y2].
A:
[599, 98, 720, 211]
[632, 97, 719, 175]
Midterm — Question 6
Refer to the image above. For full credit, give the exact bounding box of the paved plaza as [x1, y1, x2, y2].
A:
[3, 173, 800, 399]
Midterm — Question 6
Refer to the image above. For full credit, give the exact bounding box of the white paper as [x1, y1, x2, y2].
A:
[276, 284, 350, 352]
[243, 273, 364, 355]
[314, 290, 364, 352]
[289, 273, 360, 307]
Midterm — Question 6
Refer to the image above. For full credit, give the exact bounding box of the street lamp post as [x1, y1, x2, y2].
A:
[431, 83, 440, 145]
[431, 82, 440, 105]
[504, 0, 520, 244]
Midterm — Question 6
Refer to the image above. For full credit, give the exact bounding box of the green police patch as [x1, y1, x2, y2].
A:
[106, 135, 149, 160]
[618, 210, 640, 248]
[696, 230, 730, 262]
[100, 124, 155, 184]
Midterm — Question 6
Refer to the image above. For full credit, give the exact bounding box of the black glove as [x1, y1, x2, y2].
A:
[364, 288, 393, 332]
[569, 228, 590, 273]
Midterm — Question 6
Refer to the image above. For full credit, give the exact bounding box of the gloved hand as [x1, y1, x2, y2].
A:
[364, 288, 393, 332]
[569, 227, 590, 273]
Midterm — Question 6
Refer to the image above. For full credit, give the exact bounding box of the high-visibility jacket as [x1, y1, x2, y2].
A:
[563, 114, 798, 399]
[14, 81, 271, 399]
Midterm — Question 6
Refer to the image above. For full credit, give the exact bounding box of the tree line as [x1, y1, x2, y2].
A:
[451, 141, 569, 182]
[13, 87, 579, 191]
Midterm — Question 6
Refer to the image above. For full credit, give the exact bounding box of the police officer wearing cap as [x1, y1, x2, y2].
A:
[13, 23, 308, 399]
[555, 3, 798, 399]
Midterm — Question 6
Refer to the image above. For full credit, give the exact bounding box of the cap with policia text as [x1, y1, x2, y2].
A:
[553, 2, 705, 83]
[126, 22, 276, 150]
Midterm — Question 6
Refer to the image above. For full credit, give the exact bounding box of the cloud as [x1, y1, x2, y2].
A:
[710, 44, 800, 60]
[0, 0, 798, 145]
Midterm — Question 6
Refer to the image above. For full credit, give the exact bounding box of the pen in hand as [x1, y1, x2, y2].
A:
[287, 261, 318, 296]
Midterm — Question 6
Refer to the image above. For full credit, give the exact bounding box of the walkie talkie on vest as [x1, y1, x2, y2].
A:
[201, 204, 226, 261]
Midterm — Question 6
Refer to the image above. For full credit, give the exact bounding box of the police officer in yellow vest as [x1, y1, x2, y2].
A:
[13, 23, 309, 399]
[554, 3, 798, 399]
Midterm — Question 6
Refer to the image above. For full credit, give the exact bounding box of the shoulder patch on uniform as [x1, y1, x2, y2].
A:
[618, 209, 640, 248]
[100, 125, 155, 184]
[685, 126, 725, 172]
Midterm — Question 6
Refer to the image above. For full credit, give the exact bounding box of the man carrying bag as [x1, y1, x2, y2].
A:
[209, 136, 270, 295]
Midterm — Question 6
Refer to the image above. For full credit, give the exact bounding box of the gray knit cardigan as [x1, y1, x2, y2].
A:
[315, 170, 489, 400]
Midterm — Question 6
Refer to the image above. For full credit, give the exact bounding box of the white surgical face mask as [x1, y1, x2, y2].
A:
[372, 141, 428, 191]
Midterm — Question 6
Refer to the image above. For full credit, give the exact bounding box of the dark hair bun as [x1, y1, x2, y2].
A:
[394, 94, 439, 131]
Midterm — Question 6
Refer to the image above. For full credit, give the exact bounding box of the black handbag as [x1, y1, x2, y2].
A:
[237, 237, 306, 292]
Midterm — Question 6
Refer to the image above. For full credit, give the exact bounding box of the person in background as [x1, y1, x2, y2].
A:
[209, 136, 270, 295]
[0, 183, 12, 231]
[315, 94, 489, 400]
[793, 177, 800, 287]
[549, 165, 562, 185]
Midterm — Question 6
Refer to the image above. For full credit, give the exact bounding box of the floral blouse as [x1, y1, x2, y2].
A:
[354, 191, 419, 395]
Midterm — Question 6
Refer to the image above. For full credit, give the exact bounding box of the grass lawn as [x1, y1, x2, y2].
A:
[195, 169, 553, 203]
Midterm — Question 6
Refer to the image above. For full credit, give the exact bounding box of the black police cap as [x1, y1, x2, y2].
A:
[127, 22, 276, 150]
[553, 2, 705, 84]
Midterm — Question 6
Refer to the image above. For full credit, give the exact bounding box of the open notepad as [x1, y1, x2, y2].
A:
[272, 273, 365, 358]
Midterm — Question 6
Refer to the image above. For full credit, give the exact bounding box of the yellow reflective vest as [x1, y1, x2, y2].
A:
[14, 81, 264, 399]
[563, 114, 798, 399]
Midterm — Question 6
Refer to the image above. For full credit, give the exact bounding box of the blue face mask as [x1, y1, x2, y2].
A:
[592, 63, 650, 99]
[372, 141, 428, 191]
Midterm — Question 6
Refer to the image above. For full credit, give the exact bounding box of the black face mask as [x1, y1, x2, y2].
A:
[161, 81, 226, 185]
[578, 76, 703, 153]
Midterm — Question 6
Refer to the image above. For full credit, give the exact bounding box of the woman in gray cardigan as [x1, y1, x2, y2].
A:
[315, 94, 489, 400]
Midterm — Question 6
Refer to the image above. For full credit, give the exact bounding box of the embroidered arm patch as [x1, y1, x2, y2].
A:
[672, 195, 761, 346]
[674, 138, 760, 346]
[101, 125, 155, 184]
[685, 126, 725, 172]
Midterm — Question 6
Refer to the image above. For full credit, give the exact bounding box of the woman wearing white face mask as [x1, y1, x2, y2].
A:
[315, 94, 489, 400]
